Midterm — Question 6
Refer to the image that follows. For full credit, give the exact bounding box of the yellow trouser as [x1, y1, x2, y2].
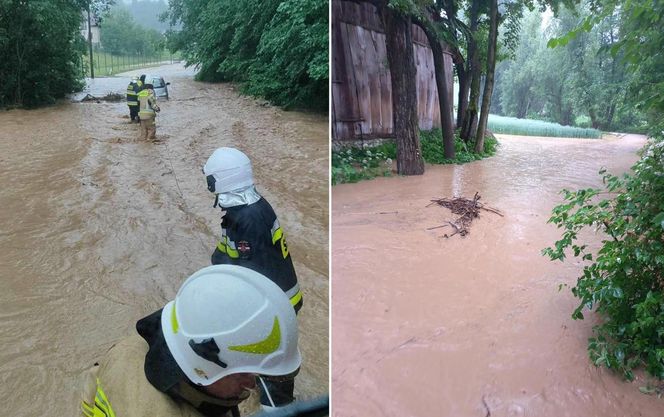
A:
[139, 118, 156, 141]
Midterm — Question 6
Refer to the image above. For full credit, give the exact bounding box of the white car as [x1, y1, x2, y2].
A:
[145, 75, 170, 100]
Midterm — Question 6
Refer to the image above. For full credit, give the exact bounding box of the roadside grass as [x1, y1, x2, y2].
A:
[82, 51, 180, 77]
[332, 129, 498, 185]
[488, 114, 602, 138]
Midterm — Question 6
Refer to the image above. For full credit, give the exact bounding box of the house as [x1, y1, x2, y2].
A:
[80, 11, 101, 46]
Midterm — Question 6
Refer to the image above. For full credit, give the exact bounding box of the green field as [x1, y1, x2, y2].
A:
[487, 114, 602, 138]
[82, 51, 180, 77]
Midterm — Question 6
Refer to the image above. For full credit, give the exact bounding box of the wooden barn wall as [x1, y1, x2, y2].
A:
[332, 0, 454, 141]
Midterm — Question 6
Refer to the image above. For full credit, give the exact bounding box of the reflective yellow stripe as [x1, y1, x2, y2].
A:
[226, 245, 239, 258]
[289, 290, 302, 307]
[217, 241, 227, 253]
[81, 401, 95, 417]
[229, 316, 281, 354]
[272, 227, 283, 245]
[95, 378, 116, 417]
[81, 379, 115, 417]
[217, 238, 239, 258]
[171, 302, 179, 334]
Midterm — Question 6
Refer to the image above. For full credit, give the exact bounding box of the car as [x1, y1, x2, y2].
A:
[145, 75, 170, 100]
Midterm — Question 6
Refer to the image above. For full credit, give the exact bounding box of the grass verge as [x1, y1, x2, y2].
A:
[488, 114, 602, 138]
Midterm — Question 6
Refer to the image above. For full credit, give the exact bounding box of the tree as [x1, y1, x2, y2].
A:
[0, 0, 87, 107]
[164, 0, 327, 111]
[474, 0, 498, 152]
[101, 5, 165, 56]
[416, 2, 459, 159]
[544, 0, 664, 379]
[460, 0, 484, 141]
[380, 2, 425, 175]
[244, 0, 328, 110]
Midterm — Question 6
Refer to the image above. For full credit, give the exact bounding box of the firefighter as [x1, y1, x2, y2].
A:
[137, 82, 160, 141]
[80, 265, 301, 417]
[203, 147, 302, 411]
[126, 76, 140, 122]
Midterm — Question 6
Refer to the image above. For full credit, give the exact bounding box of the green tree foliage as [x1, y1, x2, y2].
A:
[164, 0, 327, 111]
[0, 0, 87, 108]
[493, 3, 646, 132]
[245, 0, 328, 111]
[544, 0, 664, 380]
[100, 4, 165, 55]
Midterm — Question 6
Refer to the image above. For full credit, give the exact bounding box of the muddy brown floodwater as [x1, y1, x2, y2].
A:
[332, 133, 663, 417]
[0, 63, 328, 417]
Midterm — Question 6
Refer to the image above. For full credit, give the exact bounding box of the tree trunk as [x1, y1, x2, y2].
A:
[382, 7, 424, 175]
[589, 108, 599, 129]
[456, 61, 469, 129]
[422, 25, 455, 159]
[461, 1, 481, 142]
[475, 0, 498, 153]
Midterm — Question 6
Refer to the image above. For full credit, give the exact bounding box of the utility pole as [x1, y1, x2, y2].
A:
[87, 2, 95, 78]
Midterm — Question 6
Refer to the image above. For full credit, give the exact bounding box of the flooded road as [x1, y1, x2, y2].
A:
[0, 63, 328, 416]
[332, 134, 663, 416]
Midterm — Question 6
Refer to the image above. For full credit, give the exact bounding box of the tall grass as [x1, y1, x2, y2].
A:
[488, 115, 602, 138]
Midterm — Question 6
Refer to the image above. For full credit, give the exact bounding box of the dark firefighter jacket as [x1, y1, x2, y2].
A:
[211, 197, 302, 312]
[126, 81, 141, 106]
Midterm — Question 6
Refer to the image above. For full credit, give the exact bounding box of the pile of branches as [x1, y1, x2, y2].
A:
[79, 92, 124, 103]
[427, 192, 503, 238]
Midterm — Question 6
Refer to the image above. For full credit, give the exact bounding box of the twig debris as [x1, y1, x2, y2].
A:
[428, 192, 503, 238]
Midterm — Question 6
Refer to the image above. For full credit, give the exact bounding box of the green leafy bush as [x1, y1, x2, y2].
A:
[543, 136, 664, 380]
[0, 0, 86, 108]
[331, 147, 392, 185]
[420, 129, 498, 163]
[332, 130, 499, 185]
[165, 0, 327, 111]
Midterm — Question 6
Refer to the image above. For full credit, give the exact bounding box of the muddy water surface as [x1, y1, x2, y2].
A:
[0, 63, 328, 417]
[332, 134, 662, 416]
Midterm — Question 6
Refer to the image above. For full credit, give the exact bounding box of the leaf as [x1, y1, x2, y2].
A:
[652, 212, 664, 230]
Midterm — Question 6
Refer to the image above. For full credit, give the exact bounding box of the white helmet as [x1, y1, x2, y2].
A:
[203, 148, 254, 194]
[162, 265, 301, 386]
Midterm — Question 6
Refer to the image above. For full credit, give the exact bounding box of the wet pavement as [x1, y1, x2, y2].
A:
[0, 63, 328, 417]
[332, 133, 663, 417]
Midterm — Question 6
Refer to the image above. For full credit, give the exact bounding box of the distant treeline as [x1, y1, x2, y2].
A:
[491, 5, 649, 133]
[164, 0, 328, 112]
[0, 1, 86, 108]
[100, 4, 165, 56]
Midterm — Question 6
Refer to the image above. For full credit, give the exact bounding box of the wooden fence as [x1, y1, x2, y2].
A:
[332, 0, 454, 141]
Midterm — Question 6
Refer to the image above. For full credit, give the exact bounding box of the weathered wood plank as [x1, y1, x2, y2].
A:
[332, 0, 454, 141]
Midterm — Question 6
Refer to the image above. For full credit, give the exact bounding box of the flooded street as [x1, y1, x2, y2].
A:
[332, 134, 663, 416]
[0, 63, 328, 417]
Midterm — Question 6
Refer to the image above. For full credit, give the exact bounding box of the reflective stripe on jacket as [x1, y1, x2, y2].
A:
[126, 82, 139, 105]
[211, 197, 302, 312]
[80, 335, 233, 417]
[138, 89, 159, 119]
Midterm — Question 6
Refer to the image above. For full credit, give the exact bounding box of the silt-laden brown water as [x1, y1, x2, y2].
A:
[332, 133, 662, 416]
[0, 63, 328, 417]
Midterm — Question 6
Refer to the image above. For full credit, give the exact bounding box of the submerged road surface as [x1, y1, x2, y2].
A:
[332, 134, 662, 416]
[0, 63, 328, 416]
